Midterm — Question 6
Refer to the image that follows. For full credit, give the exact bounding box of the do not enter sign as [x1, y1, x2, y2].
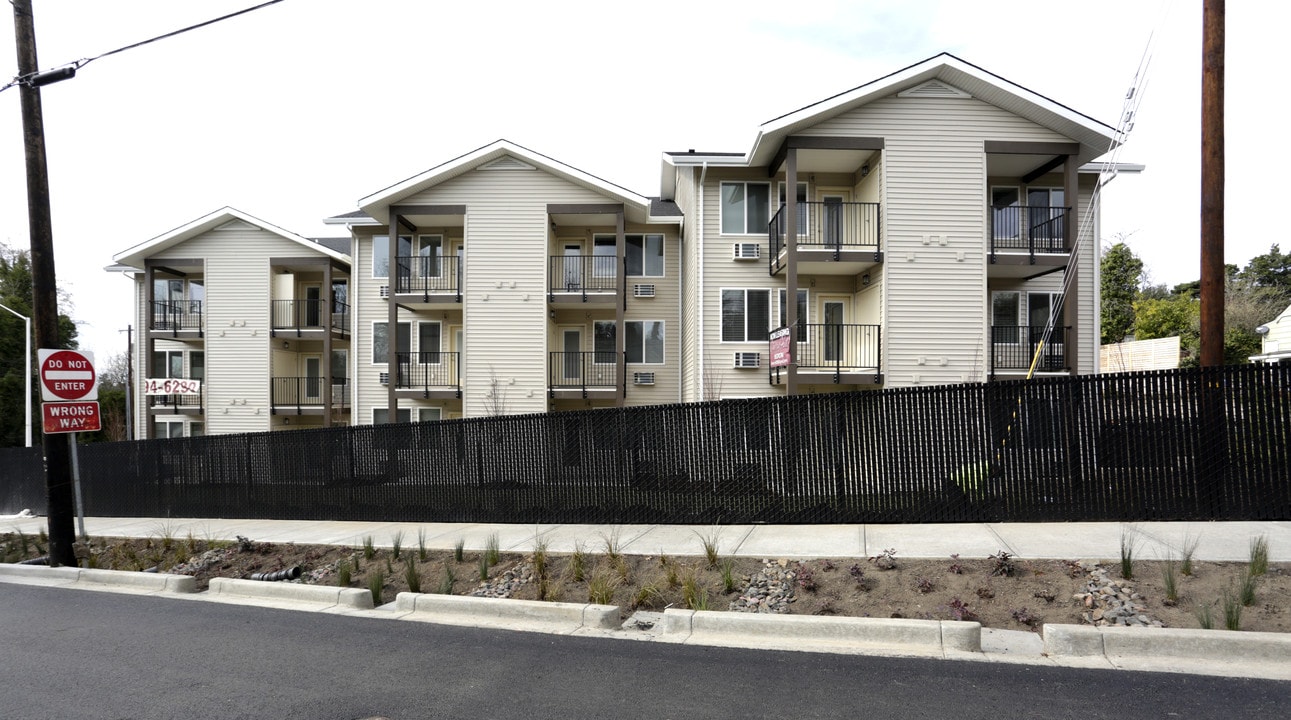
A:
[39, 348, 97, 401]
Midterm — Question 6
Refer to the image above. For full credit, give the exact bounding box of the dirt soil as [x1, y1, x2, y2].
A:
[3, 530, 1288, 634]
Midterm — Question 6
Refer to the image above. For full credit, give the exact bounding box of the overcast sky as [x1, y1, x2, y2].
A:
[1, 0, 1281, 360]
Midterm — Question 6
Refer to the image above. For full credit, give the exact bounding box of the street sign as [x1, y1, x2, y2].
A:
[38, 348, 97, 401]
[769, 327, 792, 368]
[42, 401, 101, 434]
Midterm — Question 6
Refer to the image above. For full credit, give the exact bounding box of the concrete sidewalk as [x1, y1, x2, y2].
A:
[5, 515, 1289, 563]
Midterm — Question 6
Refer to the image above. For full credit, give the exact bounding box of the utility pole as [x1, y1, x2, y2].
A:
[12, 0, 77, 566]
[1200, 0, 1224, 367]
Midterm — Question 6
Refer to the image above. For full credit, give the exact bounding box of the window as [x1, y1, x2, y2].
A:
[153, 278, 183, 305]
[594, 321, 616, 364]
[416, 235, 443, 278]
[373, 408, 412, 424]
[153, 420, 184, 439]
[626, 321, 664, 364]
[721, 289, 771, 342]
[332, 280, 348, 312]
[418, 407, 442, 423]
[372, 235, 412, 278]
[189, 422, 204, 438]
[418, 322, 441, 363]
[151, 350, 183, 378]
[372, 321, 410, 364]
[1028, 292, 1064, 327]
[627, 235, 664, 277]
[592, 237, 616, 278]
[331, 349, 348, 383]
[189, 352, 205, 382]
[720, 182, 770, 235]
[777, 289, 809, 330]
[992, 291, 1021, 343]
[777, 182, 809, 236]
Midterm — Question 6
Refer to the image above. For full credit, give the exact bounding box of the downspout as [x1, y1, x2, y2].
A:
[677, 213, 684, 405]
[698, 162, 708, 400]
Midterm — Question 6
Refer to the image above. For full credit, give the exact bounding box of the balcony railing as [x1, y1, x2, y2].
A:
[150, 300, 203, 334]
[271, 300, 350, 333]
[990, 325, 1069, 373]
[989, 205, 1070, 255]
[548, 255, 620, 300]
[394, 255, 461, 300]
[769, 202, 881, 274]
[394, 351, 461, 395]
[548, 351, 620, 396]
[148, 392, 203, 413]
[271, 376, 350, 410]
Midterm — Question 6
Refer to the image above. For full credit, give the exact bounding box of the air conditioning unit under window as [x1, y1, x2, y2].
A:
[733, 243, 761, 260]
[379, 372, 389, 385]
[733, 352, 760, 369]
[633, 284, 656, 298]
[379, 285, 390, 298]
[632, 372, 655, 385]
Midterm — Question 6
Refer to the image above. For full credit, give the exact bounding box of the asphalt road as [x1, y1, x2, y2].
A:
[2, 583, 1288, 720]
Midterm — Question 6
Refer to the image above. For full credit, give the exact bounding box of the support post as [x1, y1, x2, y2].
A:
[785, 149, 799, 396]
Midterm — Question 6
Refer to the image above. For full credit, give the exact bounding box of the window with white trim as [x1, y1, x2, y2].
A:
[371, 235, 412, 279]
[776, 182, 809, 236]
[373, 408, 412, 424]
[372, 321, 410, 364]
[720, 182, 770, 235]
[418, 407, 442, 422]
[594, 321, 616, 364]
[721, 289, 771, 342]
[417, 321, 441, 363]
[777, 289, 809, 330]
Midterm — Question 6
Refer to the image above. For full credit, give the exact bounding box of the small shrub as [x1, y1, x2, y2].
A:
[795, 563, 818, 592]
[1222, 587, 1242, 631]
[947, 554, 963, 575]
[485, 533, 501, 566]
[720, 558, 738, 594]
[848, 564, 870, 591]
[453, 537, 465, 563]
[1195, 601, 1215, 630]
[613, 555, 631, 583]
[390, 530, 404, 561]
[404, 560, 421, 594]
[821, 559, 835, 572]
[368, 570, 385, 605]
[681, 572, 709, 610]
[694, 527, 721, 569]
[975, 585, 995, 600]
[185, 531, 199, 556]
[362, 535, 375, 560]
[337, 559, 352, 587]
[1119, 526, 1139, 580]
[944, 598, 977, 622]
[1010, 607, 1039, 629]
[1180, 533, 1200, 576]
[417, 528, 428, 562]
[588, 570, 617, 605]
[1161, 557, 1179, 606]
[570, 541, 587, 583]
[869, 548, 897, 570]
[915, 577, 934, 594]
[438, 564, 456, 595]
[630, 582, 665, 610]
[1237, 568, 1258, 607]
[989, 550, 1016, 577]
[477, 554, 490, 581]
[532, 537, 549, 581]
[1249, 535, 1269, 577]
[601, 528, 623, 562]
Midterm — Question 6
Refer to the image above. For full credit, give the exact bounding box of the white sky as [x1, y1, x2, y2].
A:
[0, 0, 1281, 359]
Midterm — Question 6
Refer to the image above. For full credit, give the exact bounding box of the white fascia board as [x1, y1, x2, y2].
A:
[322, 214, 379, 226]
[113, 207, 350, 267]
[1079, 162, 1145, 174]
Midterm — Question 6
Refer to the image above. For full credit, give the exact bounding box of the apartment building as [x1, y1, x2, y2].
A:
[112, 54, 1131, 437]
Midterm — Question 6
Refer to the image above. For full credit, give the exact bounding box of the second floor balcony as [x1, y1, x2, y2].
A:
[769, 201, 882, 276]
[150, 300, 203, 336]
[394, 255, 462, 303]
[271, 300, 350, 336]
[989, 205, 1071, 258]
[147, 391, 204, 415]
[771, 323, 883, 385]
[271, 376, 351, 414]
[394, 351, 461, 399]
[548, 351, 621, 398]
[548, 255, 621, 307]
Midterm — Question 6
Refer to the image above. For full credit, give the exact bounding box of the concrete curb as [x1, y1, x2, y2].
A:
[0, 564, 195, 593]
[207, 577, 374, 609]
[663, 608, 982, 654]
[1044, 623, 1291, 665]
[395, 592, 621, 631]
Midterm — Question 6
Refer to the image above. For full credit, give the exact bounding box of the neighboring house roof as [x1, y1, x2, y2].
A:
[662, 53, 1128, 197]
[112, 207, 351, 269]
[357, 139, 679, 226]
[310, 237, 351, 254]
[1250, 303, 1291, 363]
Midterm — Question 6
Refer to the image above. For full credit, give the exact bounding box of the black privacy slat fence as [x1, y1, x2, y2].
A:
[2, 364, 1288, 523]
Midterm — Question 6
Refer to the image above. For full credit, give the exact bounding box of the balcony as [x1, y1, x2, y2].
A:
[989, 205, 1071, 267]
[548, 351, 621, 398]
[394, 255, 462, 304]
[271, 300, 350, 336]
[990, 325, 1069, 376]
[393, 351, 461, 399]
[147, 392, 204, 415]
[769, 202, 882, 276]
[271, 376, 350, 414]
[150, 300, 203, 337]
[548, 255, 621, 307]
[771, 323, 883, 385]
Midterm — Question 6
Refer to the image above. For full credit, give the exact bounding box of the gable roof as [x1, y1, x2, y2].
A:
[358, 139, 675, 225]
[112, 207, 350, 269]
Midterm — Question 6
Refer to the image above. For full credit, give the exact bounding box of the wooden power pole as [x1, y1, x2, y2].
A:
[1200, 0, 1225, 366]
[12, 0, 77, 566]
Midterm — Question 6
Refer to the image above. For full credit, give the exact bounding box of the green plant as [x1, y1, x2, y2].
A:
[385, 556, 394, 575]
[478, 553, 490, 581]
[1238, 568, 1258, 607]
[588, 570, 617, 605]
[362, 535, 375, 560]
[438, 564, 456, 595]
[694, 527, 721, 569]
[185, 531, 199, 556]
[681, 572, 703, 609]
[1222, 587, 1242, 631]
[570, 541, 587, 582]
[1180, 533, 1200, 576]
[404, 560, 421, 594]
[453, 537, 465, 562]
[337, 559, 352, 587]
[485, 533, 500, 566]
[613, 555, 631, 583]
[532, 536, 549, 580]
[720, 558, 738, 594]
[631, 582, 665, 610]
[601, 528, 623, 562]
[664, 558, 680, 589]
[1161, 557, 1179, 606]
[1119, 527, 1140, 580]
[368, 569, 385, 605]
[390, 530, 404, 561]
[417, 528, 428, 562]
[1249, 535, 1269, 577]
[1194, 601, 1215, 629]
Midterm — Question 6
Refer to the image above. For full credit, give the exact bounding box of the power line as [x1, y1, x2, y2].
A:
[2, 0, 285, 93]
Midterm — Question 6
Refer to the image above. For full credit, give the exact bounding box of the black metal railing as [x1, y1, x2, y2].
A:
[148, 392, 204, 413]
[394, 255, 461, 300]
[548, 255, 620, 299]
[991, 325, 1069, 373]
[548, 351, 619, 394]
[271, 376, 350, 410]
[331, 302, 350, 333]
[792, 323, 882, 373]
[2, 364, 1288, 524]
[394, 351, 460, 394]
[989, 205, 1070, 254]
[150, 300, 203, 333]
[770, 202, 881, 274]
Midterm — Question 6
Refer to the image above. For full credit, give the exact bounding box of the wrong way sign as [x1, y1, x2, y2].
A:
[39, 348, 97, 401]
[42, 401, 101, 434]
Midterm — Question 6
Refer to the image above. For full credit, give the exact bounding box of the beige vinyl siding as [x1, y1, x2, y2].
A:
[623, 224, 681, 406]
[673, 166, 702, 402]
[147, 220, 321, 434]
[805, 95, 1075, 385]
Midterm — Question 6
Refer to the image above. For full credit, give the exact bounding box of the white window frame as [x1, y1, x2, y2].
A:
[371, 321, 410, 365]
[371, 234, 412, 279]
[593, 320, 617, 365]
[415, 234, 445, 279]
[719, 181, 771, 236]
[776, 181, 810, 236]
[720, 288, 772, 343]
[372, 408, 413, 424]
[777, 288, 810, 335]
[417, 321, 442, 364]
[418, 407, 442, 423]
[625, 320, 665, 365]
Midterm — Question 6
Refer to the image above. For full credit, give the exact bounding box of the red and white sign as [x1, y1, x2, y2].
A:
[39, 349, 97, 401]
[143, 378, 202, 395]
[42, 401, 101, 434]
[769, 327, 792, 369]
